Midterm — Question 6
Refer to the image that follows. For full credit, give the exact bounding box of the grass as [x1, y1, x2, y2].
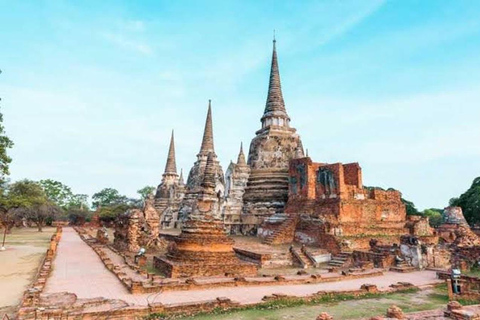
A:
[2, 226, 56, 247]
[146, 287, 446, 320]
[146, 284, 480, 320]
[466, 267, 480, 278]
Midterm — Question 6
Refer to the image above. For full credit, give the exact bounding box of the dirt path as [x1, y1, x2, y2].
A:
[44, 228, 443, 306]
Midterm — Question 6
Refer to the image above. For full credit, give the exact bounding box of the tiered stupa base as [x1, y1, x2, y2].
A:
[154, 218, 258, 278]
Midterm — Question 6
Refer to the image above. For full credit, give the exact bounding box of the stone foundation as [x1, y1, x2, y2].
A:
[154, 256, 257, 278]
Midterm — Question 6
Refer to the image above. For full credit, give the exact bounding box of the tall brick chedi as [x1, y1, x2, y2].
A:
[243, 39, 303, 218]
[154, 130, 185, 228]
[223, 143, 251, 233]
[178, 101, 225, 221]
[154, 152, 257, 278]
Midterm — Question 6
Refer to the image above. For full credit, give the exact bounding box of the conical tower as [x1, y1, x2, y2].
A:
[223, 142, 251, 233]
[154, 130, 185, 229]
[198, 99, 215, 157]
[243, 37, 303, 219]
[178, 169, 185, 185]
[163, 130, 177, 178]
[237, 142, 247, 166]
[260, 38, 290, 128]
[179, 100, 225, 222]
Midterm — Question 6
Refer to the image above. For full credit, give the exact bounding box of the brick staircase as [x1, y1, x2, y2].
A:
[328, 252, 353, 268]
[390, 259, 415, 273]
[291, 247, 314, 268]
[263, 215, 298, 245]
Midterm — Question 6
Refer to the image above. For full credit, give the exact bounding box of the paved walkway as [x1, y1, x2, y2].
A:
[44, 228, 443, 306]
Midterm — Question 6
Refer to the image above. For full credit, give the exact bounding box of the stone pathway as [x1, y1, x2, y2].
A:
[44, 228, 443, 306]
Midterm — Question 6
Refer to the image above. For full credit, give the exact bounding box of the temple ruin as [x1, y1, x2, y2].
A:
[242, 38, 303, 221]
[177, 100, 225, 225]
[154, 130, 185, 229]
[154, 152, 257, 278]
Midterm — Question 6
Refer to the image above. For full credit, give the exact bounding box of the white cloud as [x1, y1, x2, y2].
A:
[101, 32, 153, 55]
[123, 19, 146, 32]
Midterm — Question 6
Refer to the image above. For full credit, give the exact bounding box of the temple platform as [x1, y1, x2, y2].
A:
[153, 255, 258, 278]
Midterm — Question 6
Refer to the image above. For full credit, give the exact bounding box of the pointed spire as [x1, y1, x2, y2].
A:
[201, 152, 216, 190]
[237, 142, 246, 165]
[297, 139, 305, 157]
[164, 130, 177, 175]
[262, 37, 289, 120]
[178, 169, 185, 185]
[199, 100, 215, 156]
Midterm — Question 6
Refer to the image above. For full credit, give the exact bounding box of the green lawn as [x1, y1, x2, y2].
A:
[173, 285, 453, 320]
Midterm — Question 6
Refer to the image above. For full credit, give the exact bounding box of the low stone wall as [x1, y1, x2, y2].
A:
[16, 227, 63, 319]
[353, 250, 395, 269]
[233, 247, 273, 266]
[153, 255, 258, 278]
[18, 281, 420, 320]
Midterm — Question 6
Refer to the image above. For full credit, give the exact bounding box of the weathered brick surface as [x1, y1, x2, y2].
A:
[154, 218, 258, 278]
[276, 157, 435, 250]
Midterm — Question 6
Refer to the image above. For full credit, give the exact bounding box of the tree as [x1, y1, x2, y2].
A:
[8, 180, 60, 231]
[39, 179, 73, 208]
[0, 81, 14, 235]
[92, 188, 134, 223]
[0, 180, 16, 233]
[450, 177, 480, 225]
[97, 204, 132, 223]
[67, 207, 89, 225]
[423, 208, 443, 227]
[68, 193, 89, 210]
[401, 198, 419, 216]
[137, 186, 155, 200]
[92, 188, 129, 208]
[0, 71, 14, 184]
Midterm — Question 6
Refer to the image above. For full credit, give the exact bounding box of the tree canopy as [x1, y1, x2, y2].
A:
[7, 180, 60, 231]
[423, 208, 443, 227]
[39, 179, 89, 210]
[92, 187, 129, 208]
[137, 186, 155, 200]
[91, 187, 139, 222]
[450, 177, 480, 225]
[401, 197, 419, 216]
[0, 72, 14, 184]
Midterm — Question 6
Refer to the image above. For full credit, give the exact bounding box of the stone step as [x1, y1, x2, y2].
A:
[328, 251, 352, 267]
[390, 266, 416, 273]
[292, 249, 313, 268]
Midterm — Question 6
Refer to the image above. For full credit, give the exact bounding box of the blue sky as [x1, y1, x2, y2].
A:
[1, 0, 479, 210]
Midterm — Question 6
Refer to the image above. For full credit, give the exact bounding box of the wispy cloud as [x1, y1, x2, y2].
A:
[101, 32, 153, 55]
[123, 19, 146, 32]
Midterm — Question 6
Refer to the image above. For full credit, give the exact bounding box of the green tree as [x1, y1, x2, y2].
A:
[401, 198, 419, 216]
[39, 179, 73, 208]
[0, 180, 16, 232]
[423, 208, 443, 227]
[137, 186, 155, 200]
[91, 188, 136, 223]
[97, 204, 132, 223]
[91, 188, 128, 208]
[450, 177, 480, 225]
[8, 180, 60, 231]
[0, 71, 14, 184]
[68, 193, 89, 210]
[0, 78, 14, 233]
